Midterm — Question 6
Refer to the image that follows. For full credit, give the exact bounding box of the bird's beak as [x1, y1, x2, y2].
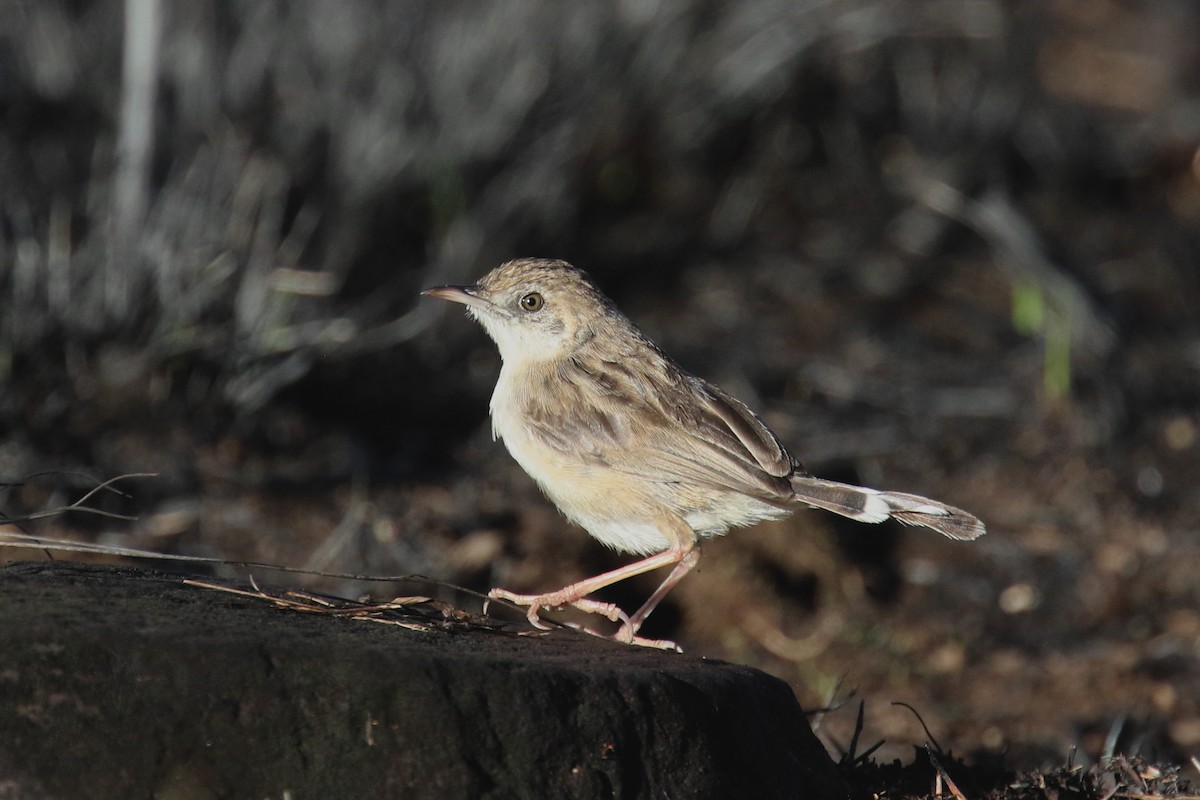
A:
[421, 284, 492, 311]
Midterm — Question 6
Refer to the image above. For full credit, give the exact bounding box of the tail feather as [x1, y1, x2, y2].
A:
[790, 477, 985, 541]
[876, 490, 986, 541]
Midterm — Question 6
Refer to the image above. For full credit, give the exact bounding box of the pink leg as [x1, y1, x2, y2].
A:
[488, 542, 698, 649]
[617, 547, 700, 641]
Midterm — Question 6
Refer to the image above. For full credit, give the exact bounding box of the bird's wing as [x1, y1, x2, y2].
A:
[523, 361, 799, 504]
[612, 376, 799, 503]
[691, 378, 797, 478]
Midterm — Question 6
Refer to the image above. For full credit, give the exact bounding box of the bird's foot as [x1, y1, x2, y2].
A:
[487, 587, 627, 628]
[615, 626, 682, 652]
[556, 620, 681, 652]
[487, 587, 681, 650]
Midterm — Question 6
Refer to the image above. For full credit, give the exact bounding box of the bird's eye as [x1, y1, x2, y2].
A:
[519, 292, 544, 312]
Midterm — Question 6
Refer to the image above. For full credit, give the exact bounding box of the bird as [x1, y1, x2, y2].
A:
[423, 258, 985, 649]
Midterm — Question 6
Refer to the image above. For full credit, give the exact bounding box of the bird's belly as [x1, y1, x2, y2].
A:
[490, 405, 675, 554]
[503, 434, 673, 553]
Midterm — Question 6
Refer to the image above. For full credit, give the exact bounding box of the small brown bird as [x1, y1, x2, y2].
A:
[424, 258, 984, 649]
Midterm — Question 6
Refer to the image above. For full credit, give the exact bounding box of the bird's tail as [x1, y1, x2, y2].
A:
[789, 476, 985, 541]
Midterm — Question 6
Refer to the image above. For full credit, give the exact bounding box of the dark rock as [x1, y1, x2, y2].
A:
[0, 561, 843, 800]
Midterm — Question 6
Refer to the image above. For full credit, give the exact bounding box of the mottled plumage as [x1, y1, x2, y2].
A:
[424, 258, 984, 649]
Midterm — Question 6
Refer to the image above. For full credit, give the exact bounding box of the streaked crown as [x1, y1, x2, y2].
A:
[463, 258, 627, 363]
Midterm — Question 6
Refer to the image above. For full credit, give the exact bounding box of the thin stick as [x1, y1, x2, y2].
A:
[925, 747, 968, 800]
[2, 472, 157, 523]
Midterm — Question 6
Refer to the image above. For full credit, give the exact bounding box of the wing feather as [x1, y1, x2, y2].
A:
[520, 356, 799, 504]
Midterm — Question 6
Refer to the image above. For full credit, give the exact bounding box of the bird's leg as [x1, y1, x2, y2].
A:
[488, 543, 696, 644]
[615, 547, 700, 643]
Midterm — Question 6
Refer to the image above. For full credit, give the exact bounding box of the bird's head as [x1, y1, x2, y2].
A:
[422, 258, 618, 364]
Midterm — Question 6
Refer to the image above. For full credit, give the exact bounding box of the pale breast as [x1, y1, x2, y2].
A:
[489, 365, 676, 554]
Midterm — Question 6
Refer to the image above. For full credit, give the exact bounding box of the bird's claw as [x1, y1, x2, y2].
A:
[487, 587, 678, 649]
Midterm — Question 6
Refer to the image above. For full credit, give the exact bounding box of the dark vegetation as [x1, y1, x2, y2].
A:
[3, 1, 1199, 796]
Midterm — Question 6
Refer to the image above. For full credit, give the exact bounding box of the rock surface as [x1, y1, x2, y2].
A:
[0, 561, 843, 799]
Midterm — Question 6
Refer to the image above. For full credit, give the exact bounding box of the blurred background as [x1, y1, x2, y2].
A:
[2, 0, 1199, 769]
